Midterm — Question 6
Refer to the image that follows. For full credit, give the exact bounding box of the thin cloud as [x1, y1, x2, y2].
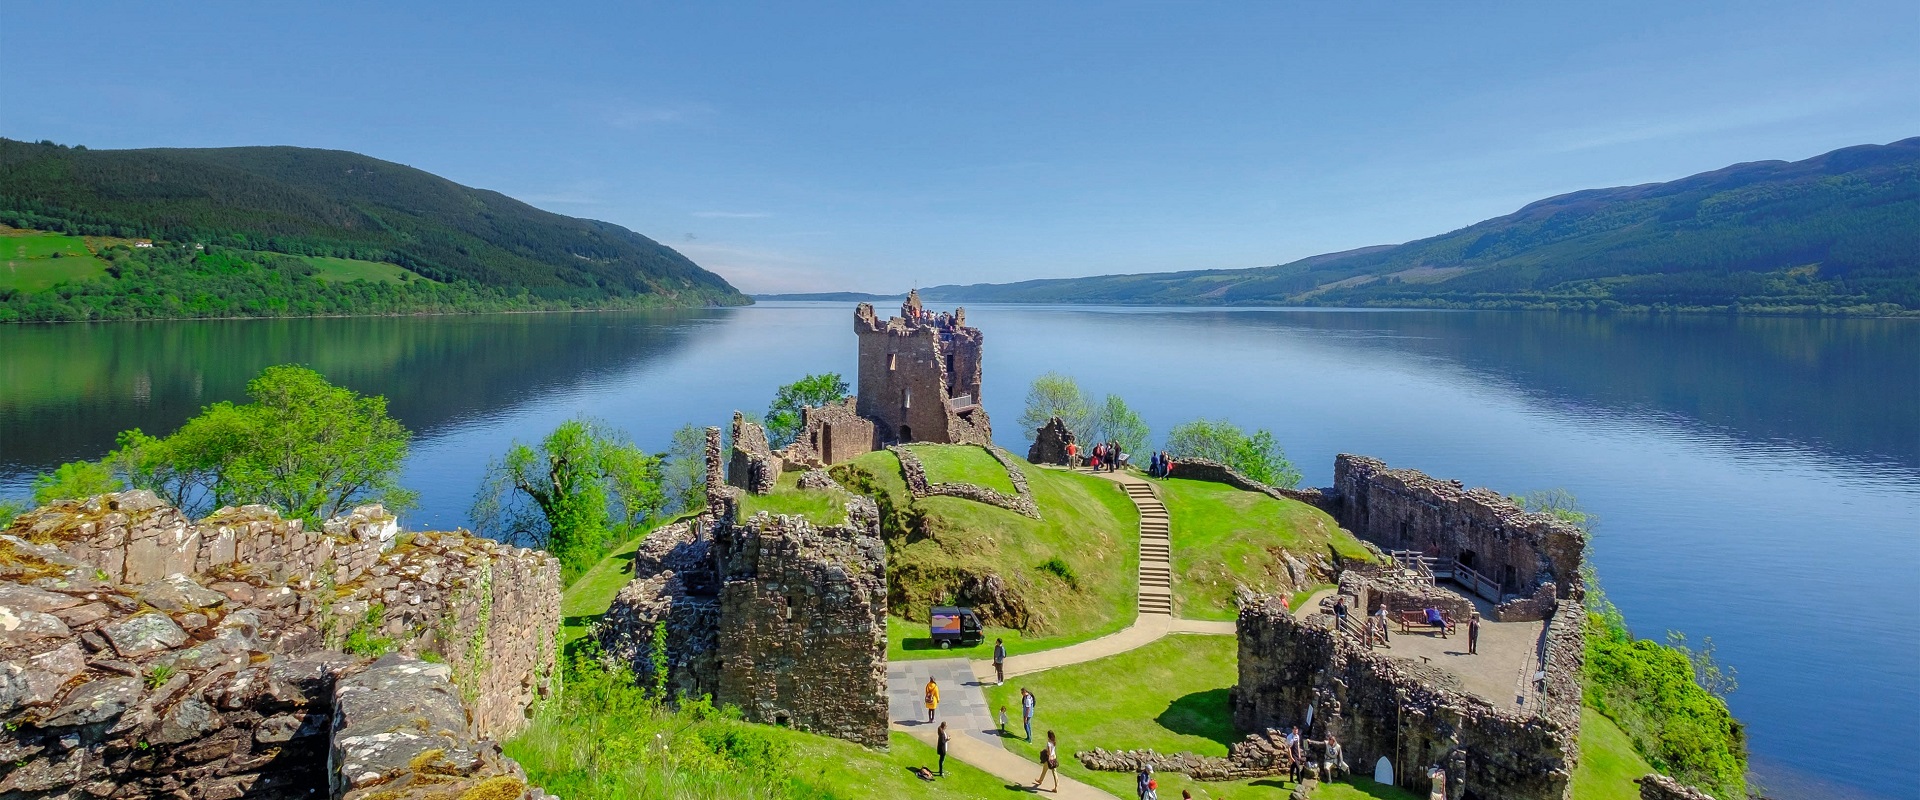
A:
[693, 211, 772, 219]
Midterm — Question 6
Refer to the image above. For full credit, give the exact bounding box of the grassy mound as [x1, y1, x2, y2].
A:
[1157, 477, 1375, 620]
[904, 443, 1019, 494]
[737, 471, 852, 525]
[837, 448, 1138, 659]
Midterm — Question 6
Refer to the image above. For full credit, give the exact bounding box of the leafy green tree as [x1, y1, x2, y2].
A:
[30, 460, 122, 505]
[1019, 372, 1092, 440]
[660, 423, 709, 516]
[1089, 394, 1151, 461]
[1163, 419, 1302, 488]
[472, 418, 665, 579]
[0, 499, 25, 527]
[764, 373, 850, 448]
[217, 366, 415, 522]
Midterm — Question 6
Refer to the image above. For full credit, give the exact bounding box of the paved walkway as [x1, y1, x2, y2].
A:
[893, 721, 1115, 799]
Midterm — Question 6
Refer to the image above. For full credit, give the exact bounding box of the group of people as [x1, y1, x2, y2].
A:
[1146, 450, 1176, 478]
[1064, 440, 1129, 472]
[1332, 595, 1482, 654]
[1280, 726, 1347, 784]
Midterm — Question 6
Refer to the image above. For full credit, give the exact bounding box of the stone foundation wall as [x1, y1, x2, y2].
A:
[785, 398, 879, 467]
[1164, 458, 1334, 512]
[891, 444, 1041, 519]
[1328, 455, 1585, 604]
[595, 519, 723, 700]
[1233, 596, 1578, 800]
[1637, 774, 1717, 800]
[1339, 564, 1475, 626]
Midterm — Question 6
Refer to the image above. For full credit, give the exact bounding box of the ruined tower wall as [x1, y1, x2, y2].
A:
[852, 300, 992, 446]
[727, 412, 782, 494]
[1329, 455, 1585, 606]
[785, 397, 879, 467]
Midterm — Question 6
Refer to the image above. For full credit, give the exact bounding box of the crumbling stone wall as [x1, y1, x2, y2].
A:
[1636, 774, 1717, 800]
[0, 499, 555, 800]
[853, 292, 992, 446]
[1233, 595, 1579, 800]
[1340, 564, 1475, 625]
[728, 412, 782, 495]
[784, 398, 879, 467]
[331, 654, 546, 800]
[891, 444, 1041, 519]
[595, 519, 723, 700]
[1077, 728, 1295, 782]
[1164, 457, 1335, 512]
[1028, 416, 1075, 465]
[1329, 455, 1585, 608]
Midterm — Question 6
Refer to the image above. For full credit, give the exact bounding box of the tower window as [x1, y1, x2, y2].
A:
[889, 353, 898, 371]
[903, 388, 912, 408]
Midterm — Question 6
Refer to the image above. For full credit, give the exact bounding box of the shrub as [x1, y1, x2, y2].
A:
[1037, 557, 1078, 589]
[1585, 611, 1747, 799]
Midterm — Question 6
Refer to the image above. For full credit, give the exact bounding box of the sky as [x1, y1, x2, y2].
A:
[4, 1, 1916, 294]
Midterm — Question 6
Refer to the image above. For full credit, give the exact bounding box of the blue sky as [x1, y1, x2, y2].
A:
[5, 1, 1916, 293]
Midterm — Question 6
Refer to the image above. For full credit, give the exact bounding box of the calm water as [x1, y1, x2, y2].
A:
[1, 304, 1914, 799]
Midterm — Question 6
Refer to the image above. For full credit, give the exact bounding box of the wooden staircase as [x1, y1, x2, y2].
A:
[1122, 480, 1174, 616]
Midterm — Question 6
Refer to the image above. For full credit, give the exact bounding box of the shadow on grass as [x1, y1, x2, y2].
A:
[1332, 777, 1425, 800]
[898, 637, 986, 654]
[1155, 688, 1236, 749]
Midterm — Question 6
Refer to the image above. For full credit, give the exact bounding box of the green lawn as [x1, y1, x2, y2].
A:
[979, 634, 1313, 800]
[1572, 706, 1653, 800]
[1156, 477, 1375, 621]
[1312, 778, 1423, 800]
[791, 730, 1015, 798]
[737, 471, 852, 525]
[559, 529, 651, 645]
[885, 614, 1132, 663]
[1, 230, 108, 292]
[849, 448, 1139, 654]
[300, 254, 426, 283]
[907, 443, 1020, 494]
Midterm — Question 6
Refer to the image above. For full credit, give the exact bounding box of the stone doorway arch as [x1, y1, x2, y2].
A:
[1374, 756, 1394, 786]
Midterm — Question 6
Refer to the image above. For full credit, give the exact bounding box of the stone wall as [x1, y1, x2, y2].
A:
[1329, 455, 1585, 605]
[330, 654, 546, 800]
[595, 519, 723, 700]
[1233, 596, 1579, 800]
[1163, 457, 1335, 512]
[784, 397, 879, 467]
[1339, 564, 1475, 626]
[713, 507, 889, 747]
[0, 501, 555, 800]
[1077, 728, 1295, 782]
[1027, 416, 1075, 466]
[728, 412, 782, 495]
[853, 292, 992, 446]
[891, 444, 1041, 519]
[1637, 774, 1717, 800]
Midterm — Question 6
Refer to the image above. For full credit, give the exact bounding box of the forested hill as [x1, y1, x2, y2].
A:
[0, 138, 745, 306]
[920, 138, 1920, 314]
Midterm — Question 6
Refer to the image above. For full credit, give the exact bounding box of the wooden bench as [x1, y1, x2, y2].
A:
[1396, 610, 1455, 637]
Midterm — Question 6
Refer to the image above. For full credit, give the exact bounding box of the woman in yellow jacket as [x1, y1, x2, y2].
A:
[924, 677, 940, 722]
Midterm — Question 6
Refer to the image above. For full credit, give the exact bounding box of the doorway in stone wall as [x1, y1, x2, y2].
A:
[822, 425, 834, 462]
[899, 425, 911, 442]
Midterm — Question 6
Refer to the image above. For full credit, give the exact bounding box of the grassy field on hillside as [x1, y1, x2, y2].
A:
[300, 254, 423, 283]
[1, 229, 109, 291]
[906, 443, 1019, 494]
[845, 449, 1139, 658]
[1573, 706, 1655, 800]
[1157, 477, 1375, 620]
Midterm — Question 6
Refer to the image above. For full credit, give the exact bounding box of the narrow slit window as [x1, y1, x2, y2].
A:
[889, 353, 898, 371]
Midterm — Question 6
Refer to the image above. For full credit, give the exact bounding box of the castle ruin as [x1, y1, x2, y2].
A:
[852, 290, 991, 447]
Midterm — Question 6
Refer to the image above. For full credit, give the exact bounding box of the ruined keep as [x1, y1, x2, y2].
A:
[1027, 416, 1075, 466]
[727, 411, 782, 494]
[1232, 456, 1588, 800]
[597, 426, 890, 748]
[0, 492, 561, 800]
[782, 397, 879, 468]
[854, 290, 991, 446]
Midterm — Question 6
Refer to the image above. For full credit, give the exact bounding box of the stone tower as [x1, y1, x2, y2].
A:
[853, 290, 991, 445]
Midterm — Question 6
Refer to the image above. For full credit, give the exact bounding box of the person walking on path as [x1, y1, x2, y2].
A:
[1066, 442, 1079, 469]
[924, 677, 940, 723]
[1033, 730, 1060, 793]
[1136, 764, 1154, 800]
[1373, 603, 1391, 646]
[935, 721, 949, 777]
[1021, 688, 1036, 742]
[993, 638, 1007, 684]
[1468, 612, 1481, 654]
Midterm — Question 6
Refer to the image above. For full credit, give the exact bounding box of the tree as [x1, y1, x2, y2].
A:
[764, 373, 850, 448]
[472, 418, 664, 579]
[1091, 394, 1151, 459]
[1019, 372, 1092, 441]
[217, 365, 415, 523]
[660, 423, 709, 516]
[31, 460, 123, 506]
[1163, 419, 1302, 488]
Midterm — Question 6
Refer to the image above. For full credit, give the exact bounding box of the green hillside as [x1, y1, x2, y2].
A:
[0, 138, 746, 311]
[922, 138, 1920, 314]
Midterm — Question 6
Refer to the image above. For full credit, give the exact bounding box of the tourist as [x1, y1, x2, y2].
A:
[1148, 451, 1161, 477]
[924, 676, 940, 722]
[1333, 596, 1349, 630]
[1092, 443, 1106, 470]
[1137, 763, 1153, 799]
[1163, 452, 1175, 477]
[1067, 442, 1079, 469]
[1032, 730, 1060, 792]
[1000, 704, 1010, 735]
[936, 721, 949, 776]
[1021, 687, 1036, 742]
[1468, 612, 1481, 654]
[993, 637, 1007, 684]
[1425, 606, 1448, 637]
[1286, 727, 1303, 782]
[1324, 733, 1347, 779]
